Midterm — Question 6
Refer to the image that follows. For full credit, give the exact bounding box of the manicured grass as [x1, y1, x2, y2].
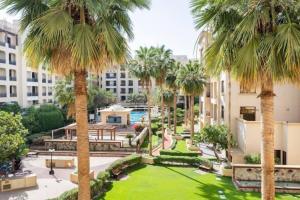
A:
[176, 125, 184, 134]
[173, 140, 190, 153]
[100, 165, 298, 200]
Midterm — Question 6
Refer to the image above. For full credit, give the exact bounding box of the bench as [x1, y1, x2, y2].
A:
[199, 164, 213, 172]
[111, 168, 122, 179]
[27, 152, 39, 157]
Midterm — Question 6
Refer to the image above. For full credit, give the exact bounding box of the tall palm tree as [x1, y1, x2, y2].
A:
[128, 46, 156, 156]
[2, 1, 150, 198]
[166, 61, 182, 135]
[162, 90, 174, 128]
[191, 1, 300, 199]
[152, 46, 173, 149]
[177, 60, 206, 138]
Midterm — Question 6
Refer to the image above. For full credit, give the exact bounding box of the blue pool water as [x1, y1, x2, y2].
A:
[130, 111, 146, 124]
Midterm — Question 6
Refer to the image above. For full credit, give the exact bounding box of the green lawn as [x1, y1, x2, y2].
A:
[174, 140, 190, 153]
[100, 165, 298, 200]
[176, 125, 184, 134]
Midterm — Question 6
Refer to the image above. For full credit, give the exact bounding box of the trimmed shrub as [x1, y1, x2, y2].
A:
[56, 187, 78, 200]
[244, 154, 261, 164]
[154, 155, 212, 169]
[106, 154, 142, 176]
[151, 123, 159, 134]
[160, 150, 199, 157]
[37, 104, 65, 131]
[97, 171, 110, 181]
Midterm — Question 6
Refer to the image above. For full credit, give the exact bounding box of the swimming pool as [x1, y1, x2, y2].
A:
[130, 111, 146, 124]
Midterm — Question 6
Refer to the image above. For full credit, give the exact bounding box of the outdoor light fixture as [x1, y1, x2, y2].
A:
[49, 148, 55, 175]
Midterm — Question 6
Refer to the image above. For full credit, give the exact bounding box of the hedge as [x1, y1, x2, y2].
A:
[160, 150, 199, 157]
[106, 154, 142, 176]
[53, 171, 110, 200]
[154, 155, 212, 169]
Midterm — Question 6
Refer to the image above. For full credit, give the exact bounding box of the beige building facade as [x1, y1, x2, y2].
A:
[198, 30, 300, 165]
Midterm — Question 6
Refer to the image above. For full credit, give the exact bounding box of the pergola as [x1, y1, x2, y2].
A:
[64, 123, 117, 141]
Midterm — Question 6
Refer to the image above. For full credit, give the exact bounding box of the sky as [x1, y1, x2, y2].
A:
[0, 0, 199, 59]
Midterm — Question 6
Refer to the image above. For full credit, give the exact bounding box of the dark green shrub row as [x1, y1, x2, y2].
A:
[106, 154, 142, 176]
[154, 155, 212, 169]
[160, 150, 199, 157]
[53, 171, 110, 200]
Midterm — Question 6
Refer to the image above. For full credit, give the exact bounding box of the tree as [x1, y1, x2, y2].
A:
[162, 90, 174, 128]
[2, 1, 150, 198]
[128, 46, 156, 156]
[191, 1, 300, 199]
[88, 86, 116, 113]
[152, 45, 173, 149]
[0, 111, 28, 165]
[126, 92, 147, 104]
[0, 102, 21, 114]
[166, 61, 182, 135]
[197, 125, 228, 161]
[176, 60, 206, 138]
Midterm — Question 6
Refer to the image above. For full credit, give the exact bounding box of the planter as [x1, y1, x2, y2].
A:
[220, 165, 233, 177]
[142, 156, 155, 164]
[70, 171, 94, 184]
[174, 135, 183, 140]
[45, 158, 75, 168]
[0, 174, 37, 192]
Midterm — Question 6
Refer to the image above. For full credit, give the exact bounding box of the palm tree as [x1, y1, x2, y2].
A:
[152, 46, 173, 149]
[166, 61, 182, 135]
[162, 90, 174, 128]
[128, 46, 156, 156]
[2, 1, 150, 198]
[176, 60, 206, 138]
[191, 1, 300, 199]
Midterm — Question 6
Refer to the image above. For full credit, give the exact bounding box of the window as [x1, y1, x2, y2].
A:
[128, 88, 133, 94]
[240, 85, 256, 93]
[106, 73, 116, 79]
[121, 80, 126, 86]
[121, 88, 126, 94]
[275, 150, 281, 165]
[107, 116, 121, 123]
[240, 106, 256, 121]
[9, 53, 16, 65]
[221, 105, 224, 119]
[106, 81, 110, 86]
[120, 73, 126, 78]
[282, 151, 287, 165]
[113, 88, 117, 93]
[0, 51, 5, 63]
[128, 80, 133, 86]
[121, 96, 126, 101]
[221, 81, 225, 93]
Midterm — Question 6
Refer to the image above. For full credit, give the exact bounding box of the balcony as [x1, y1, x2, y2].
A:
[0, 93, 7, 97]
[9, 76, 16, 81]
[48, 80, 53, 84]
[0, 75, 6, 81]
[0, 59, 5, 64]
[42, 92, 47, 96]
[10, 93, 17, 97]
[42, 78, 46, 83]
[27, 92, 38, 97]
[48, 92, 52, 96]
[27, 78, 38, 82]
[9, 60, 16, 65]
[8, 44, 16, 49]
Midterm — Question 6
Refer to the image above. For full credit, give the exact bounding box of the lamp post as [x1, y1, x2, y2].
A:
[49, 149, 55, 175]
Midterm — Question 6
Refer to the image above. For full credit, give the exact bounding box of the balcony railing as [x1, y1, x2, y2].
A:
[27, 78, 38, 82]
[27, 92, 38, 96]
[9, 77, 16, 81]
[48, 92, 52, 96]
[0, 93, 7, 97]
[42, 79, 46, 83]
[8, 44, 16, 49]
[0, 59, 5, 64]
[9, 60, 16, 65]
[0, 76, 6, 80]
[48, 80, 52, 83]
[42, 92, 47, 96]
[10, 93, 17, 97]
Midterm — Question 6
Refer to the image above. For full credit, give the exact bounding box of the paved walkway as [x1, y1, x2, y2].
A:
[1, 156, 120, 200]
[152, 129, 173, 156]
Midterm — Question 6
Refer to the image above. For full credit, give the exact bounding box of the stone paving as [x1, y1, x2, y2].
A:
[0, 156, 120, 200]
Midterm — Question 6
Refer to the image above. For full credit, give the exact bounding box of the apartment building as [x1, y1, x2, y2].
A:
[0, 20, 59, 108]
[198, 30, 300, 165]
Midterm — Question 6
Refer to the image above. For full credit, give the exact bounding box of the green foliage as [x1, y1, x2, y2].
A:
[106, 154, 142, 177]
[126, 93, 147, 104]
[196, 125, 229, 151]
[22, 107, 42, 134]
[88, 86, 116, 112]
[0, 102, 21, 114]
[244, 154, 261, 164]
[154, 155, 212, 169]
[0, 111, 28, 164]
[151, 123, 159, 134]
[159, 150, 199, 157]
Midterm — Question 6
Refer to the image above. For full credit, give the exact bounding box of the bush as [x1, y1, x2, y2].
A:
[244, 154, 261, 164]
[151, 123, 159, 134]
[56, 187, 78, 200]
[97, 171, 110, 181]
[154, 155, 212, 169]
[0, 102, 21, 114]
[37, 104, 65, 131]
[160, 150, 199, 157]
[106, 154, 142, 176]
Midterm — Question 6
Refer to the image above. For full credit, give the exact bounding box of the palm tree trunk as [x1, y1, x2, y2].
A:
[74, 70, 90, 200]
[147, 85, 153, 156]
[161, 87, 165, 149]
[168, 106, 171, 128]
[173, 90, 177, 135]
[184, 96, 187, 126]
[260, 74, 275, 200]
[227, 71, 232, 160]
[190, 95, 195, 138]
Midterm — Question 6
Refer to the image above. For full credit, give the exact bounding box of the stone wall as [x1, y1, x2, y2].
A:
[45, 140, 123, 151]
